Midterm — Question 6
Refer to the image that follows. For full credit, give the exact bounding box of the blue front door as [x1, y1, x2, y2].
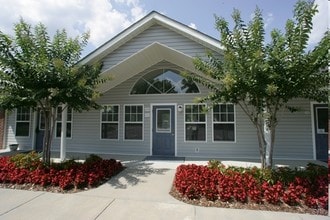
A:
[152, 105, 175, 156]
[313, 104, 328, 162]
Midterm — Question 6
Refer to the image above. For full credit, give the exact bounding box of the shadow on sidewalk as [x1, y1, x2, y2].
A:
[106, 160, 171, 189]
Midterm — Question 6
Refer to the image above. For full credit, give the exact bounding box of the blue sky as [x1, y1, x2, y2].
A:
[0, 0, 328, 56]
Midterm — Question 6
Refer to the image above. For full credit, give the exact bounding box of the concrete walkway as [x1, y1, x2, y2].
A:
[0, 157, 328, 220]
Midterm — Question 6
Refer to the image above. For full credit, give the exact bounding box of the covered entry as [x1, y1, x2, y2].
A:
[313, 104, 328, 161]
[152, 105, 175, 156]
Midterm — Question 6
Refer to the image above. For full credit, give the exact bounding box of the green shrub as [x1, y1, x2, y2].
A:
[10, 151, 42, 170]
[85, 154, 103, 165]
[52, 159, 80, 170]
[207, 160, 327, 186]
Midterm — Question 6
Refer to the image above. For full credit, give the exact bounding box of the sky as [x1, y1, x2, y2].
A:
[0, 0, 328, 57]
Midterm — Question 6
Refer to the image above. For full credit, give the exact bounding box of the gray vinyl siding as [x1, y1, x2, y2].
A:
[273, 99, 314, 159]
[102, 24, 213, 71]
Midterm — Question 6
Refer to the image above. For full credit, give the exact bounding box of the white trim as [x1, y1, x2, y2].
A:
[310, 102, 317, 160]
[184, 103, 207, 143]
[31, 111, 38, 150]
[123, 104, 144, 141]
[55, 106, 73, 139]
[128, 68, 202, 96]
[100, 104, 120, 141]
[97, 42, 210, 94]
[80, 11, 222, 65]
[150, 103, 177, 156]
[15, 107, 31, 137]
[310, 102, 328, 160]
[2, 110, 8, 148]
[212, 103, 237, 143]
[315, 106, 328, 134]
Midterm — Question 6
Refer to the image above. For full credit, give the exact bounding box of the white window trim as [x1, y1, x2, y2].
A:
[128, 69, 201, 96]
[55, 106, 73, 139]
[212, 103, 236, 143]
[184, 103, 207, 143]
[124, 104, 144, 141]
[100, 104, 120, 141]
[15, 107, 31, 137]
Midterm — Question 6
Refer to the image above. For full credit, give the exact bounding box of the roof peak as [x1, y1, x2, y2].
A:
[80, 11, 222, 64]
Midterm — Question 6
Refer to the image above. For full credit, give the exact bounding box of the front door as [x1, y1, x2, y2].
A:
[152, 105, 175, 156]
[313, 104, 328, 162]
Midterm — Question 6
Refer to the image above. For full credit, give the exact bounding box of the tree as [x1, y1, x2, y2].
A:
[189, 0, 329, 168]
[0, 19, 103, 165]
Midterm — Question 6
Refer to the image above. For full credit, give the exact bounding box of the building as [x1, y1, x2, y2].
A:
[1, 11, 328, 161]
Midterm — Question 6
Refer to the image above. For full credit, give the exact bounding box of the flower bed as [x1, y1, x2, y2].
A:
[0, 152, 123, 191]
[173, 161, 328, 213]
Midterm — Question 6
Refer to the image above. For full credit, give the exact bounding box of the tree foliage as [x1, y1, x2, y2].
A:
[189, 0, 329, 168]
[0, 19, 103, 164]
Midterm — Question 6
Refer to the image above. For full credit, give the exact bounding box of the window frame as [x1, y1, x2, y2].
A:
[156, 108, 172, 133]
[315, 107, 328, 134]
[212, 103, 236, 142]
[124, 104, 144, 141]
[55, 106, 73, 139]
[184, 103, 207, 142]
[15, 107, 31, 137]
[130, 69, 200, 95]
[100, 105, 120, 140]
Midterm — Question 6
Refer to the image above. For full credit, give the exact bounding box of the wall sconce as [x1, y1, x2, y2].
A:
[178, 105, 183, 112]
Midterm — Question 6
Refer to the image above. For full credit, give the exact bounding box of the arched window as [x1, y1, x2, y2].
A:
[130, 69, 199, 94]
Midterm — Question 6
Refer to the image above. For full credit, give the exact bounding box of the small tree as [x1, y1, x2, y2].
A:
[0, 19, 103, 164]
[189, 0, 329, 168]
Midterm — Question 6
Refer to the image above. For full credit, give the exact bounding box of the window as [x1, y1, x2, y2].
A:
[39, 111, 46, 130]
[213, 104, 235, 141]
[131, 69, 199, 94]
[56, 107, 73, 138]
[157, 109, 171, 133]
[16, 107, 30, 136]
[101, 105, 119, 139]
[185, 104, 206, 141]
[316, 107, 328, 134]
[124, 105, 143, 140]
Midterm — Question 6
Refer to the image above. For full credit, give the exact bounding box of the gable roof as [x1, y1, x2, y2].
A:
[97, 42, 206, 93]
[80, 11, 222, 65]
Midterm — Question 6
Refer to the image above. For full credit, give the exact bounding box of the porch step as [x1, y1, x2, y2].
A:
[143, 156, 185, 161]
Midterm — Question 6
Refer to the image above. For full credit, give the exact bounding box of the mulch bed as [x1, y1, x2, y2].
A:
[0, 182, 97, 194]
[169, 186, 328, 216]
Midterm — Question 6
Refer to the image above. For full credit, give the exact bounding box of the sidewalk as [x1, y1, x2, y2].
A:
[0, 157, 328, 220]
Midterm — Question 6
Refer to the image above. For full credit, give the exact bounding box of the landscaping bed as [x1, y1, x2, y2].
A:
[171, 160, 328, 216]
[0, 152, 124, 193]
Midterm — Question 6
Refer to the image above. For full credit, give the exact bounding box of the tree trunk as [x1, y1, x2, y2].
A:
[42, 108, 56, 165]
[265, 125, 276, 168]
[42, 110, 51, 165]
[256, 123, 267, 169]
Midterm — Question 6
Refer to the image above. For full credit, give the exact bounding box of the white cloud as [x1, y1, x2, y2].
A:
[264, 13, 274, 29]
[0, 0, 146, 49]
[308, 0, 329, 46]
[189, 23, 197, 29]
